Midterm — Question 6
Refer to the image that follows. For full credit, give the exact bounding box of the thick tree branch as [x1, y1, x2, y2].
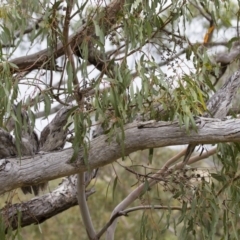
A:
[1, 118, 240, 195]
[8, 0, 125, 73]
[2, 175, 95, 232]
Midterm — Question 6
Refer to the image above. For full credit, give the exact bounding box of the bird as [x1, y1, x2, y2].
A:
[183, 70, 240, 163]
[1, 105, 73, 195]
[6, 106, 40, 155]
[4, 105, 46, 195]
[40, 106, 72, 151]
[0, 128, 17, 159]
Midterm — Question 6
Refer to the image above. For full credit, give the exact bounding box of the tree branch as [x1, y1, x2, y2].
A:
[2, 175, 95, 232]
[77, 172, 97, 239]
[105, 146, 217, 240]
[97, 205, 187, 238]
[8, 0, 125, 73]
[1, 118, 240, 195]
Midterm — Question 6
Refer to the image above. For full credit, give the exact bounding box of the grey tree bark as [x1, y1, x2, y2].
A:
[1, 118, 240, 231]
[1, 118, 240, 195]
[2, 175, 95, 232]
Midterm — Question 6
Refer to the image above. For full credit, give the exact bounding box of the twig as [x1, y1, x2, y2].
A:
[105, 146, 216, 239]
[97, 205, 187, 238]
[189, 0, 211, 22]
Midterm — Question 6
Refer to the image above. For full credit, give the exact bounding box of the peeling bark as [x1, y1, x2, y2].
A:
[1, 118, 240, 195]
[2, 176, 95, 232]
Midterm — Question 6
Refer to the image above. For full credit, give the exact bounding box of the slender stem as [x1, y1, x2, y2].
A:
[97, 205, 187, 238]
[77, 173, 97, 240]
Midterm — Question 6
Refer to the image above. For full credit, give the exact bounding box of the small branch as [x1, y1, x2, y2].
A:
[1, 17, 43, 48]
[217, 173, 240, 196]
[63, 1, 96, 238]
[163, 148, 186, 168]
[14, 17, 43, 39]
[35, 104, 67, 118]
[105, 145, 217, 239]
[63, 0, 81, 105]
[189, 0, 211, 22]
[121, 205, 187, 213]
[97, 205, 186, 238]
[9, 0, 125, 73]
[179, 147, 217, 166]
[77, 173, 97, 239]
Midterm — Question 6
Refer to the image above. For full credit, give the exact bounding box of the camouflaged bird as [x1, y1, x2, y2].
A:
[40, 106, 72, 151]
[1, 105, 73, 195]
[4, 105, 46, 195]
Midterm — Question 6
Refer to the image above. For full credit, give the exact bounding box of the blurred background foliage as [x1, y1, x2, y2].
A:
[1, 147, 179, 240]
[3, 144, 239, 240]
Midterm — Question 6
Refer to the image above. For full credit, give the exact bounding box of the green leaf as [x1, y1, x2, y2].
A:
[93, 20, 105, 45]
[211, 173, 226, 182]
[43, 94, 51, 117]
[66, 61, 73, 93]
[112, 176, 118, 201]
[142, 179, 150, 195]
[148, 148, 154, 164]
[172, 191, 182, 199]
[8, 62, 18, 70]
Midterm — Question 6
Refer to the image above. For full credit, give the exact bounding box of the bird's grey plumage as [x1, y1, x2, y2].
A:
[40, 106, 72, 151]
[183, 70, 240, 163]
[0, 105, 73, 195]
[0, 129, 17, 158]
[4, 106, 45, 195]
